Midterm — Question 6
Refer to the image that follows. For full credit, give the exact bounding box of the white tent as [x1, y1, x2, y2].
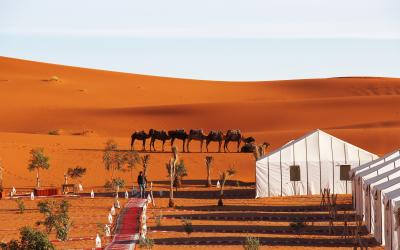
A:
[384, 194, 400, 250]
[256, 129, 377, 198]
[373, 183, 400, 245]
[363, 163, 400, 232]
[353, 155, 400, 217]
[350, 149, 400, 209]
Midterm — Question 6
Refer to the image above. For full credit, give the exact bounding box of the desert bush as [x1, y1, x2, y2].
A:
[36, 200, 71, 241]
[15, 198, 25, 214]
[181, 218, 193, 236]
[243, 236, 260, 250]
[48, 130, 60, 136]
[155, 211, 163, 227]
[67, 166, 86, 180]
[0, 226, 55, 250]
[138, 237, 154, 250]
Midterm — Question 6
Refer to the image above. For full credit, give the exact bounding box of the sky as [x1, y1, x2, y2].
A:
[0, 0, 400, 81]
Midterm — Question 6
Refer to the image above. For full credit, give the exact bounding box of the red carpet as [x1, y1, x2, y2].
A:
[105, 198, 147, 250]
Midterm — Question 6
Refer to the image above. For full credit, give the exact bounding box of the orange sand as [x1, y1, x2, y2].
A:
[0, 56, 398, 249]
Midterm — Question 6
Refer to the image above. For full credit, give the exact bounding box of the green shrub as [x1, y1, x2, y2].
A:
[0, 227, 55, 250]
[243, 236, 260, 250]
[15, 198, 25, 214]
[181, 218, 193, 236]
[139, 237, 154, 250]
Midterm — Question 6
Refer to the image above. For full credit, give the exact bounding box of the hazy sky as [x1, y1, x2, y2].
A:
[1, 0, 399, 80]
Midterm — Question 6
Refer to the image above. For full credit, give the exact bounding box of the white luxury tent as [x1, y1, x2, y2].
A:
[255, 129, 377, 198]
[372, 177, 400, 245]
[350, 150, 400, 212]
[351, 151, 400, 217]
[363, 164, 400, 232]
[384, 190, 400, 250]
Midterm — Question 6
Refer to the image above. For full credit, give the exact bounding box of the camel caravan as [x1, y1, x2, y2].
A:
[131, 129, 269, 153]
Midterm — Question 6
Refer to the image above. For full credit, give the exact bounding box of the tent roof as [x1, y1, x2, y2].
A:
[350, 149, 400, 176]
[362, 157, 400, 188]
[373, 176, 400, 193]
[257, 129, 377, 162]
[384, 188, 400, 204]
[355, 155, 400, 179]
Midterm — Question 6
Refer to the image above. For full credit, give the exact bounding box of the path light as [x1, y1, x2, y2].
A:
[115, 199, 120, 209]
[90, 190, 94, 198]
[95, 234, 101, 248]
[110, 205, 116, 216]
[108, 213, 113, 224]
[78, 184, 83, 192]
[125, 190, 129, 199]
[104, 224, 111, 237]
[30, 192, 34, 200]
[12, 187, 16, 195]
[216, 181, 221, 188]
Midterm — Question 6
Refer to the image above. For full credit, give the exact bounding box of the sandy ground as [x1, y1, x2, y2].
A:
[0, 56, 398, 249]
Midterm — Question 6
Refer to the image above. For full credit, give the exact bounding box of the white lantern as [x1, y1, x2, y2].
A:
[125, 190, 129, 199]
[90, 190, 95, 198]
[110, 205, 116, 216]
[95, 234, 101, 248]
[216, 181, 221, 188]
[78, 184, 83, 192]
[30, 192, 35, 200]
[108, 213, 113, 224]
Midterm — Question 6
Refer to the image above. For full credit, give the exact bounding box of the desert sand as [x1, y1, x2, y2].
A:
[0, 56, 398, 249]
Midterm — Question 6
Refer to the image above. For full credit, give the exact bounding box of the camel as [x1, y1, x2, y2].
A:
[187, 129, 206, 152]
[130, 130, 151, 151]
[168, 129, 188, 152]
[224, 129, 242, 152]
[205, 130, 224, 152]
[242, 136, 255, 144]
[149, 129, 170, 152]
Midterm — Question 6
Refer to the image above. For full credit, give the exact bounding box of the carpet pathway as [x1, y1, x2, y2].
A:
[105, 198, 147, 250]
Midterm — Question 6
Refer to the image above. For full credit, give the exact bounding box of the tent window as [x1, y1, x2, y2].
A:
[340, 165, 351, 181]
[290, 165, 300, 181]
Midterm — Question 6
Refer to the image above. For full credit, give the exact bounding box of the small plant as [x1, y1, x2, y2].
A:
[243, 236, 260, 250]
[139, 237, 154, 250]
[181, 218, 193, 237]
[15, 198, 25, 214]
[218, 166, 237, 206]
[155, 211, 163, 227]
[0, 227, 55, 250]
[36, 200, 71, 241]
[48, 130, 60, 135]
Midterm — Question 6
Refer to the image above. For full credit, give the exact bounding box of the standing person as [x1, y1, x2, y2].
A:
[137, 171, 146, 198]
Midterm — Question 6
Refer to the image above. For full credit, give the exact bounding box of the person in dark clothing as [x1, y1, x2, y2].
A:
[137, 171, 147, 198]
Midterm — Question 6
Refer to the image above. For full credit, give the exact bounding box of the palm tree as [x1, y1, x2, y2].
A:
[204, 156, 213, 187]
[218, 167, 236, 206]
[103, 140, 124, 180]
[168, 146, 179, 207]
[141, 154, 151, 179]
[28, 148, 50, 188]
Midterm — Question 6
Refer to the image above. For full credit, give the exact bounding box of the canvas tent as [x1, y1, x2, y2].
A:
[363, 164, 400, 232]
[256, 129, 377, 198]
[372, 177, 400, 243]
[384, 193, 400, 250]
[353, 155, 400, 217]
[350, 150, 400, 208]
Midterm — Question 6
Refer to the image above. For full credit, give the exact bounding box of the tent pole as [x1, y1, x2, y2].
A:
[317, 131, 322, 194]
[330, 137, 335, 194]
[280, 150, 282, 196]
[344, 144, 347, 194]
[305, 137, 309, 195]
[267, 157, 270, 197]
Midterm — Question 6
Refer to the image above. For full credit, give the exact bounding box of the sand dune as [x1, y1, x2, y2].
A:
[0, 56, 399, 189]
